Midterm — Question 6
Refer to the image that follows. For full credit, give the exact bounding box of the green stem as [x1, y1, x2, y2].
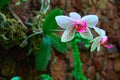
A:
[20, 31, 43, 47]
[71, 42, 86, 80]
[20, 29, 62, 48]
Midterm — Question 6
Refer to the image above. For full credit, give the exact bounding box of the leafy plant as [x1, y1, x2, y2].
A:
[35, 8, 67, 70]
[20, 8, 67, 71]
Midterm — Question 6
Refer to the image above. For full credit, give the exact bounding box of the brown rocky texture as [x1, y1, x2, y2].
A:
[50, 55, 66, 80]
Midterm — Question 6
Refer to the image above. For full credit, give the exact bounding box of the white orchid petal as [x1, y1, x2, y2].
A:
[61, 28, 75, 42]
[93, 27, 106, 36]
[97, 43, 101, 51]
[90, 37, 101, 52]
[80, 27, 93, 40]
[81, 15, 98, 28]
[55, 16, 74, 29]
[69, 12, 81, 20]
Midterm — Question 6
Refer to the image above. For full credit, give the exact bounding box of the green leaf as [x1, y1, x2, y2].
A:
[48, 33, 67, 54]
[0, 0, 10, 10]
[35, 35, 51, 71]
[42, 8, 63, 33]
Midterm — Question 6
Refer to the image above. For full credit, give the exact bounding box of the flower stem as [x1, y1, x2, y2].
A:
[71, 42, 86, 80]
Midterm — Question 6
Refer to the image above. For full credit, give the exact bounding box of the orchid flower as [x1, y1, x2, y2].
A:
[55, 12, 98, 42]
[90, 27, 113, 52]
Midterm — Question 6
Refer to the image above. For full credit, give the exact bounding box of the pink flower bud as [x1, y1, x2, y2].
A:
[100, 36, 108, 44]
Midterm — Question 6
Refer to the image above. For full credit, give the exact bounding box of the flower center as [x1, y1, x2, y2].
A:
[74, 20, 87, 33]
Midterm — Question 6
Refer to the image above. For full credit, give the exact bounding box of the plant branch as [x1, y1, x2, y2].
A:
[20, 31, 43, 47]
[71, 42, 86, 80]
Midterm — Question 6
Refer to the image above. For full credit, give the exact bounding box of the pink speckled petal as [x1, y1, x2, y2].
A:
[93, 27, 106, 36]
[81, 15, 98, 28]
[69, 12, 81, 20]
[55, 16, 74, 29]
[61, 27, 75, 42]
[80, 27, 93, 40]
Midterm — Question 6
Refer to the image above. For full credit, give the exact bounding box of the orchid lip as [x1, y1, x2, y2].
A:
[102, 44, 113, 49]
[100, 36, 108, 44]
[100, 36, 113, 49]
[73, 20, 87, 33]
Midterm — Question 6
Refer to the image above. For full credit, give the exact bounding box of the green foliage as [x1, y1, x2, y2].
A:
[35, 35, 51, 71]
[38, 74, 53, 80]
[20, 8, 66, 71]
[42, 8, 63, 33]
[0, 0, 10, 10]
[48, 33, 67, 54]
[71, 42, 86, 80]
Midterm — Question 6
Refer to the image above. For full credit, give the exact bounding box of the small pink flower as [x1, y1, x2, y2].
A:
[90, 27, 113, 52]
[55, 12, 98, 42]
[100, 36, 108, 44]
[100, 36, 113, 49]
